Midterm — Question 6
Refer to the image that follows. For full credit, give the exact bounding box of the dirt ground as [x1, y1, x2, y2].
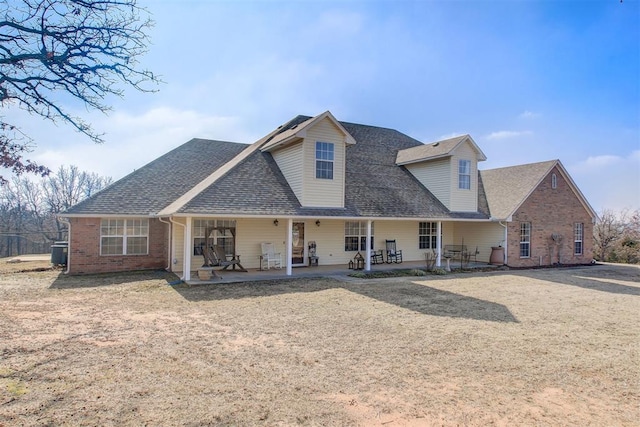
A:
[0, 259, 638, 426]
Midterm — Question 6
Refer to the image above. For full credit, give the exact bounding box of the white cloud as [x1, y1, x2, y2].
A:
[485, 130, 533, 140]
[518, 110, 540, 119]
[29, 107, 257, 180]
[569, 150, 640, 212]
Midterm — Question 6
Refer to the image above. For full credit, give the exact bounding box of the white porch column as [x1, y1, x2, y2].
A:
[503, 222, 508, 265]
[365, 219, 372, 271]
[183, 217, 192, 281]
[436, 221, 442, 267]
[286, 218, 293, 276]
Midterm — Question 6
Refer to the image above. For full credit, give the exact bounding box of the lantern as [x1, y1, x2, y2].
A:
[354, 252, 364, 270]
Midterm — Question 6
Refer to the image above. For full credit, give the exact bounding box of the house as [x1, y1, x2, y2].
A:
[62, 111, 596, 277]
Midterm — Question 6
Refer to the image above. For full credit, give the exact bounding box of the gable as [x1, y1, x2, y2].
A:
[396, 134, 487, 166]
[481, 160, 596, 221]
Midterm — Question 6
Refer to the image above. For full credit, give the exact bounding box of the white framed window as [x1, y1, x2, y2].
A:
[418, 222, 438, 249]
[574, 223, 584, 255]
[344, 221, 374, 251]
[193, 219, 236, 256]
[458, 159, 471, 190]
[315, 141, 334, 179]
[520, 222, 531, 258]
[552, 173, 557, 189]
[100, 218, 149, 255]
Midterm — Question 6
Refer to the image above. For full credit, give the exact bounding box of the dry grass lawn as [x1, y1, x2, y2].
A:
[0, 259, 638, 426]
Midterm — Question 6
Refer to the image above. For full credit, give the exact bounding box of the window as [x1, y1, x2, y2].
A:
[344, 221, 374, 251]
[551, 173, 557, 189]
[458, 159, 471, 190]
[520, 222, 531, 258]
[316, 141, 334, 179]
[100, 218, 148, 255]
[193, 219, 236, 256]
[574, 223, 584, 255]
[419, 222, 438, 249]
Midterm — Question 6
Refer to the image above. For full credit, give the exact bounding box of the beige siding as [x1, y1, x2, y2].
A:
[172, 217, 186, 272]
[235, 218, 288, 269]
[405, 159, 451, 208]
[450, 142, 479, 212]
[272, 143, 303, 202]
[172, 217, 502, 272]
[449, 222, 504, 263]
[301, 118, 346, 208]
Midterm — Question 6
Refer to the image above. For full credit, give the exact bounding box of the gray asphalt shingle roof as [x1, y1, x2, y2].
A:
[64, 115, 494, 220]
[480, 160, 557, 219]
[64, 138, 248, 215]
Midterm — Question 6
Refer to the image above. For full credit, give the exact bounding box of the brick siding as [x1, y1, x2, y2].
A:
[67, 217, 168, 275]
[507, 166, 594, 267]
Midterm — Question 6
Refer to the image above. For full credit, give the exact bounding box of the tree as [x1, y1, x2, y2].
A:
[0, 0, 158, 182]
[43, 164, 111, 239]
[594, 208, 640, 264]
[0, 165, 110, 256]
[593, 209, 624, 261]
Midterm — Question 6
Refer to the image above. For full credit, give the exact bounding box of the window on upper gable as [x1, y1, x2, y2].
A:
[458, 159, 471, 190]
[316, 141, 334, 180]
[552, 173, 557, 189]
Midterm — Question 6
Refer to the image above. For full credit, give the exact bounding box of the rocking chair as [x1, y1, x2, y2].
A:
[385, 239, 403, 264]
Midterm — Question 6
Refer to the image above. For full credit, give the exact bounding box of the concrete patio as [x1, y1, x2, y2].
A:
[186, 259, 497, 285]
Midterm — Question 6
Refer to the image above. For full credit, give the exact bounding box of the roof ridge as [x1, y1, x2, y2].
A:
[481, 159, 557, 173]
[156, 123, 288, 216]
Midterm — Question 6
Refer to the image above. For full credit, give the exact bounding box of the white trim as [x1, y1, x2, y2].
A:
[436, 221, 442, 267]
[183, 218, 192, 281]
[365, 220, 372, 271]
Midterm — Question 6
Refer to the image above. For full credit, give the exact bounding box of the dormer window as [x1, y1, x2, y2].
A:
[458, 159, 471, 189]
[316, 141, 334, 179]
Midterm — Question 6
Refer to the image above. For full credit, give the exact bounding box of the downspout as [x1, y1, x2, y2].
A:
[365, 220, 372, 271]
[169, 217, 188, 281]
[58, 216, 71, 275]
[157, 216, 172, 271]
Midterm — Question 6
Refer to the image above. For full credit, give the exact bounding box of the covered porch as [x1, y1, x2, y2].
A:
[169, 215, 507, 282]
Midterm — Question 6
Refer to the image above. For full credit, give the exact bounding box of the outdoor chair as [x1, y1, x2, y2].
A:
[212, 245, 247, 272]
[385, 239, 403, 263]
[371, 249, 385, 265]
[260, 242, 282, 269]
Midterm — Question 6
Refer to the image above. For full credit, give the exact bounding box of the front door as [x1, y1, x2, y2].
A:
[291, 222, 305, 266]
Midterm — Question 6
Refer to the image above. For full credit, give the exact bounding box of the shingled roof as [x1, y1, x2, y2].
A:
[64, 115, 492, 220]
[396, 134, 487, 166]
[177, 117, 488, 219]
[480, 160, 557, 220]
[64, 139, 247, 215]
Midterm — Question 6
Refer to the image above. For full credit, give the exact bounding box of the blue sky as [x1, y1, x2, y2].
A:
[8, 0, 640, 211]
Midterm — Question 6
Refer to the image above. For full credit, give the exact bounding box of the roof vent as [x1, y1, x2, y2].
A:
[433, 142, 440, 147]
[290, 124, 298, 130]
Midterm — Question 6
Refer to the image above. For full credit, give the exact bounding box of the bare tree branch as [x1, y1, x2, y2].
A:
[0, 0, 159, 182]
